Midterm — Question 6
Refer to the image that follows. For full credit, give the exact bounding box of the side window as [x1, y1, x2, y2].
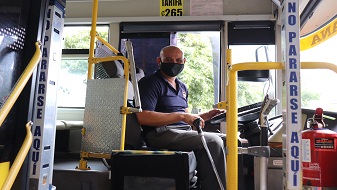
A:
[58, 25, 109, 108]
[300, 35, 337, 111]
[119, 22, 222, 113]
[120, 31, 221, 113]
[177, 32, 220, 112]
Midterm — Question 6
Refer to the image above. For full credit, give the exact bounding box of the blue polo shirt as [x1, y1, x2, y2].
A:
[138, 70, 188, 132]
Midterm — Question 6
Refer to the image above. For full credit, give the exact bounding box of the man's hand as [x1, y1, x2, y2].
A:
[181, 113, 205, 128]
[200, 109, 225, 121]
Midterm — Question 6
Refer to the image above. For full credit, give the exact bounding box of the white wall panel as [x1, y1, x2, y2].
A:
[65, 0, 273, 19]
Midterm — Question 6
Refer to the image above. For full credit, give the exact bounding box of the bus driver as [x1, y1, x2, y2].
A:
[136, 45, 227, 190]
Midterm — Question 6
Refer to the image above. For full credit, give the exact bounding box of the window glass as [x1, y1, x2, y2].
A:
[300, 35, 337, 111]
[58, 59, 87, 107]
[58, 25, 109, 107]
[177, 32, 220, 113]
[229, 45, 276, 108]
[62, 26, 109, 49]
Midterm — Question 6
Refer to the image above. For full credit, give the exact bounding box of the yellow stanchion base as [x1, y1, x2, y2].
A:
[0, 162, 10, 189]
[76, 158, 91, 170]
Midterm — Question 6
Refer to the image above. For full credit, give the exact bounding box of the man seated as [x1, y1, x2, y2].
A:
[136, 46, 227, 190]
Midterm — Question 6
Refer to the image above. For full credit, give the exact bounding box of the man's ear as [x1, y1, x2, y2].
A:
[156, 57, 161, 66]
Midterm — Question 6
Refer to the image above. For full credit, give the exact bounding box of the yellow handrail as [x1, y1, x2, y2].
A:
[225, 61, 337, 190]
[87, 0, 130, 151]
[301, 61, 337, 72]
[0, 42, 42, 127]
[226, 62, 283, 190]
[0, 42, 41, 189]
[79, 0, 133, 169]
[1, 122, 33, 190]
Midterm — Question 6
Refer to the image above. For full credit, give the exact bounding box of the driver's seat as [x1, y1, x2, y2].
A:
[112, 112, 197, 189]
[92, 60, 198, 189]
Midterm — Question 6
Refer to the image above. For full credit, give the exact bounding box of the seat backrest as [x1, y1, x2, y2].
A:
[82, 77, 125, 153]
[90, 60, 145, 151]
[85, 40, 145, 152]
[94, 60, 124, 79]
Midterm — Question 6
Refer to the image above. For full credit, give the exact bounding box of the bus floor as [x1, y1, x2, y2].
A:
[53, 157, 111, 190]
[52, 154, 192, 190]
[52, 156, 252, 190]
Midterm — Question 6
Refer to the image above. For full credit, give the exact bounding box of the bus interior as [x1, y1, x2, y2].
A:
[1, 0, 337, 189]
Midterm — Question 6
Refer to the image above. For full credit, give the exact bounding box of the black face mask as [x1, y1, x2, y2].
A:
[160, 62, 184, 77]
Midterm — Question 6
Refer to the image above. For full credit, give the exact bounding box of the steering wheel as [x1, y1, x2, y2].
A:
[206, 102, 263, 125]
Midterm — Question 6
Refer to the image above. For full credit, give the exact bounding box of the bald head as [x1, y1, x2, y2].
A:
[158, 46, 185, 64]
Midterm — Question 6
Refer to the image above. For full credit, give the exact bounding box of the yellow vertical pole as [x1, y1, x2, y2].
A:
[227, 68, 238, 190]
[87, 0, 98, 80]
[225, 49, 231, 111]
[225, 48, 234, 188]
[119, 57, 130, 151]
[225, 48, 231, 187]
[0, 162, 10, 189]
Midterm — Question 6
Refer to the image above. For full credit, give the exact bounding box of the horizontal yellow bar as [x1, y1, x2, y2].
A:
[230, 62, 284, 72]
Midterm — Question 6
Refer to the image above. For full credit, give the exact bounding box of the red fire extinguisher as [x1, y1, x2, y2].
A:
[302, 108, 337, 187]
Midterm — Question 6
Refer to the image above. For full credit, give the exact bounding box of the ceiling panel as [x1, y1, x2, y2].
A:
[65, 0, 337, 37]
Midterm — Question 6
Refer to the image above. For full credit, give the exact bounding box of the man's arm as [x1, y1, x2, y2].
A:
[199, 109, 225, 121]
[136, 110, 203, 127]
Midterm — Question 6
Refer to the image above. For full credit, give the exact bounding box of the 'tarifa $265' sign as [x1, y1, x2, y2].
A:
[160, 0, 183, 16]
